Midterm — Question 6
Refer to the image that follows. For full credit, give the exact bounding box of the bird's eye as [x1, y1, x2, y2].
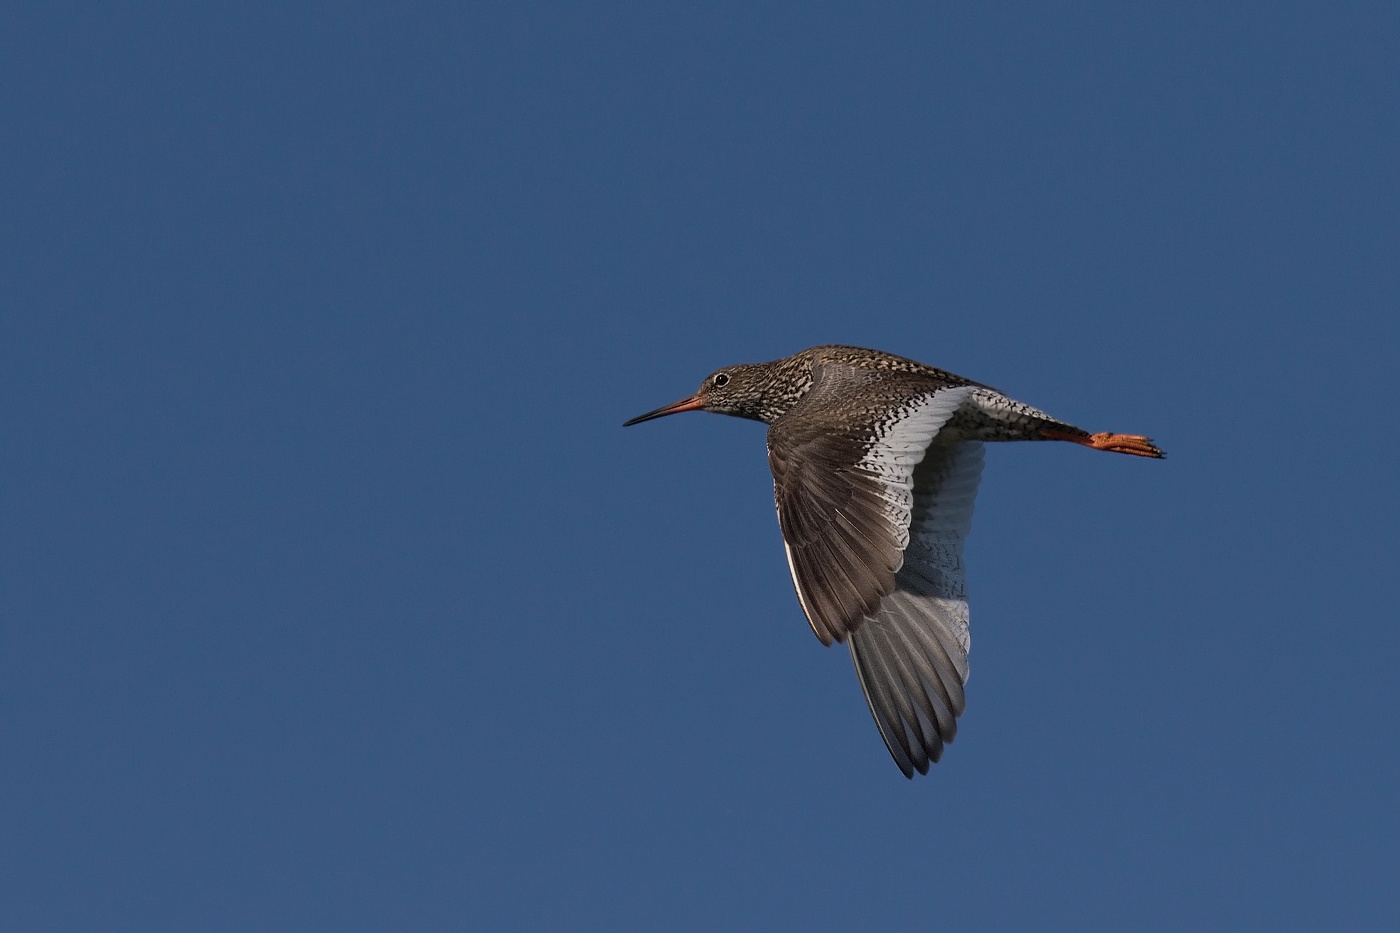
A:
[712, 373, 730, 388]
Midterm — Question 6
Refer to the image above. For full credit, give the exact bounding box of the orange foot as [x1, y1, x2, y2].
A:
[1041, 429, 1166, 458]
[1083, 432, 1165, 458]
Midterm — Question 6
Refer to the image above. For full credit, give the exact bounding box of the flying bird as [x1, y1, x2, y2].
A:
[624, 345, 1163, 777]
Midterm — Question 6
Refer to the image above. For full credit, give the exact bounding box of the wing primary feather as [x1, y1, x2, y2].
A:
[884, 591, 966, 710]
[850, 636, 917, 777]
[882, 607, 959, 740]
[851, 623, 935, 773]
[872, 617, 948, 752]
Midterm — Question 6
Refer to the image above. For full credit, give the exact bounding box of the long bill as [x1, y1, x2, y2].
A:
[622, 394, 706, 426]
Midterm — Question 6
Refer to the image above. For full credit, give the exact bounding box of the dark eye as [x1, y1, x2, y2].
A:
[712, 373, 730, 388]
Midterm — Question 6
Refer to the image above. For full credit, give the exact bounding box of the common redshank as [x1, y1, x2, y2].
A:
[624, 345, 1163, 778]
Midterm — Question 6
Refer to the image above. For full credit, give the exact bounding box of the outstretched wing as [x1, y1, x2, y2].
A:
[848, 439, 983, 776]
[766, 364, 974, 646]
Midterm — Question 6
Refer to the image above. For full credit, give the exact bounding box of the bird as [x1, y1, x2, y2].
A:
[623, 344, 1163, 778]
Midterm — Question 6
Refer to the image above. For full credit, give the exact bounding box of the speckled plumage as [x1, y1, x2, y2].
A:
[624, 345, 1163, 778]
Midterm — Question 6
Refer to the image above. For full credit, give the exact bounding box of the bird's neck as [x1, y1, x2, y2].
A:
[750, 358, 815, 424]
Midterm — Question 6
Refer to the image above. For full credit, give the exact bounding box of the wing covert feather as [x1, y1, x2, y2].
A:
[767, 365, 973, 645]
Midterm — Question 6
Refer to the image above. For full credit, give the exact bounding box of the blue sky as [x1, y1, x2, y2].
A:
[3, 3, 1398, 930]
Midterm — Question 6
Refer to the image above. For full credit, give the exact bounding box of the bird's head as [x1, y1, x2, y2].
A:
[623, 362, 791, 426]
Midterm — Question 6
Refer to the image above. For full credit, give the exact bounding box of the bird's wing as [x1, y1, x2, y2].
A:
[766, 363, 975, 646]
[848, 438, 983, 776]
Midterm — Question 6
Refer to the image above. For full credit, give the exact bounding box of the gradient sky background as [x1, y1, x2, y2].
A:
[3, 3, 1398, 930]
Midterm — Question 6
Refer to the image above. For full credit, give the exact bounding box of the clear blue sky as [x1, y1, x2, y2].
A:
[3, 3, 1398, 930]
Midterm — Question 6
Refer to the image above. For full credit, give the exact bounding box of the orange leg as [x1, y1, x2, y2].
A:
[1042, 429, 1165, 459]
